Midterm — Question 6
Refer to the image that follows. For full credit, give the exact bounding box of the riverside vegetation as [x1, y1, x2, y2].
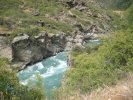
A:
[0, 58, 46, 99]
[0, 0, 133, 100]
[53, 1, 133, 100]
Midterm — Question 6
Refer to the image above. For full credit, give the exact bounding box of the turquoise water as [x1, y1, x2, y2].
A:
[17, 40, 101, 99]
[17, 52, 68, 99]
[84, 39, 101, 47]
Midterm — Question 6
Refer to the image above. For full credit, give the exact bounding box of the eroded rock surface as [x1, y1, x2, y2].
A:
[11, 33, 67, 68]
[11, 24, 104, 70]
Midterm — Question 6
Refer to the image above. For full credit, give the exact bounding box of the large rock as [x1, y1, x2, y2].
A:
[11, 31, 99, 69]
[12, 35, 47, 64]
[12, 34, 29, 43]
[11, 33, 67, 68]
[65, 41, 73, 51]
[60, 0, 86, 8]
[65, 34, 84, 51]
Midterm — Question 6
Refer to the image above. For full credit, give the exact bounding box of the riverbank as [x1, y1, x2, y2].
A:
[53, 73, 133, 100]
[87, 73, 133, 100]
[0, 0, 116, 69]
[17, 52, 68, 99]
[0, 0, 133, 100]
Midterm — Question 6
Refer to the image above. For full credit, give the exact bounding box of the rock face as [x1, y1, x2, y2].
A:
[64, 32, 96, 51]
[60, 0, 86, 8]
[11, 29, 100, 70]
[12, 39, 45, 64]
[12, 33, 67, 67]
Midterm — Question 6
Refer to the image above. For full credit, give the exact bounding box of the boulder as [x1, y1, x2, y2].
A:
[32, 9, 40, 16]
[12, 36, 47, 64]
[11, 33, 67, 68]
[65, 41, 73, 51]
[50, 33, 67, 49]
[66, 0, 78, 8]
[11, 30, 99, 70]
[66, 36, 73, 42]
[36, 20, 45, 27]
[12, 34, 29, 43]
[60, 0, 86, 8]
[73, 34, 84, 46]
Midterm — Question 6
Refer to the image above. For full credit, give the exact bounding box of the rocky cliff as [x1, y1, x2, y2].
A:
[0, 0, 117, 70]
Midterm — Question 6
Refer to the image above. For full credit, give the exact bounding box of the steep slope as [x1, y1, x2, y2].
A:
[53, 2, 133, 100]
[0, 0, 117, 66]
[0, 0, 115, 37]
[1, 0, 132, 100]
[97, 0, 132, 9]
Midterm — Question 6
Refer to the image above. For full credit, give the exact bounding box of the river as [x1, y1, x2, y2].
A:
[17, 39, 100, 99]
[17, 52, 68, 99]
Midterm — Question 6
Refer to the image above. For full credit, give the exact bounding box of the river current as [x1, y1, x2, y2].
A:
[17, 52, 67, 99]
[17, 39, 100, 99]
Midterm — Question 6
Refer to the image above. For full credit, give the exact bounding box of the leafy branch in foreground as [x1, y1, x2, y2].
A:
[0, 58, 45, 100]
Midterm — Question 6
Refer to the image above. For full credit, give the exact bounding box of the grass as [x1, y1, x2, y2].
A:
[97, 0, 132, 9]
[52, 3, 133, 99]
[0, 58, 46, 99]
[0, 0, 73, 37]
[87, 74, 133, 100]
[0, 0, 116, 39]
[53, 74, 133, 100]
[1, 0, 131, 99]
[53, 29, 133, 100]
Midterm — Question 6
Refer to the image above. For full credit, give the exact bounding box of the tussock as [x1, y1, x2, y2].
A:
[87, 74, 133, 100]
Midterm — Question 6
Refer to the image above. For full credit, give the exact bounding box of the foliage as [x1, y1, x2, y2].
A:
[65, 30, 133, 93]
[97, 0, 132, 10]
[0, 0, 115, 39]
[0, 58, 45, 100]
[0, 0, 73, 38]
[53, 3, 133, 99]
[1, 0, 133, 99]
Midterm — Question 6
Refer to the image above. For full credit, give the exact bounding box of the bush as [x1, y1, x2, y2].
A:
[0, 58, 45, 100]
[57, 31, 133, 98]
[55, 4, 133, 97]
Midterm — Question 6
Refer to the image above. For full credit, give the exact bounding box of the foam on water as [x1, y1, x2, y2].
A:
[84, 39, 101, 47]
[17, 52, 68, 99]
[17, 40, 101, 99]
[21, 80, 28, 85]
[89, 39, 100, 42]
[47, 66, 54, 73]
[35, 62, 44, 69]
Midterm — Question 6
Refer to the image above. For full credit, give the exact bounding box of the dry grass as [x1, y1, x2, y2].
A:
[0, 27, 9, 34]
[85, 74, 133, 100]
[113, 10, 124, 18]
[0, 37, 12, 60]
[56, 74, 133, 100]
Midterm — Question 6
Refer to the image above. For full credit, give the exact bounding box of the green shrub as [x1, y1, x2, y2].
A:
[59, 30, 133, 96]
[56, 4, 133, 96]
[0, 58, 45, 100]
